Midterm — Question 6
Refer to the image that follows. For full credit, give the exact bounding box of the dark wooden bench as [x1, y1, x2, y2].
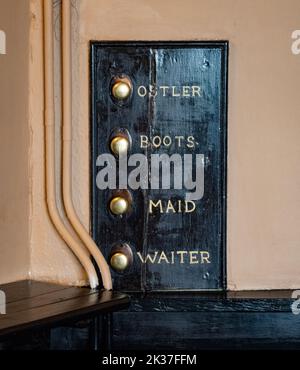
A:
[0, 280, 129, 350]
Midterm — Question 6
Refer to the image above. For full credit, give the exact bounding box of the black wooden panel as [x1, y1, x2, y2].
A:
[109, 291, 298, 350]
[91, 41, 228, 291]
[126, 291, 295, 312]
[112, 311, 300, 350]
[91, 44, 151, 292]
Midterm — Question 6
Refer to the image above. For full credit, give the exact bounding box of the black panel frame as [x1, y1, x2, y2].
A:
[90, 41, 228, 292]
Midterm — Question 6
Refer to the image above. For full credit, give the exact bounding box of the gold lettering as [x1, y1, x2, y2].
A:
[177, 200, 182, 213]
[136, 251, 158, 264]
[162, 136, 172, 147]
[177, 251, 188, 263]
[140, 135, 198, 148]
[186, 135, 195, 148]
[166, 200, 176, 213]
[149, 200, 163, 214]
[136, 250, 211, 264]
[185, 201, 196, 213]
[192, 86, 202, 97]
[140, 135, 149, 148]
[137, 85, 147, 97]
[149, 85, 157, 97]
[174, 136, 184, 147]
[182, 86, 190, 97]
[159, 86, 169, 96]
[200, 251, 211, 264]
[170, 251, 175, 264]
[172, 86, 181, 97]
[148, 199, 197, 214]
[158, 251, 169, 264]
[137, 85, 202, 98]
[189, 251, 199, 264]
[152, 136, 162, 148]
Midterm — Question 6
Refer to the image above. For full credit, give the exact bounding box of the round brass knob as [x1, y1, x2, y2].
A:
[110, 252, 129, 272]
[109, 196, 129, 215]
[110, 136, 129, 156]
[111, 79, 132, 100]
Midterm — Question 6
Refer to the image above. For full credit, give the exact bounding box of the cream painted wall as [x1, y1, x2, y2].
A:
[28, 0, 300, 290]
[0, 0, 30, 283]
[28, 0, 88, 286]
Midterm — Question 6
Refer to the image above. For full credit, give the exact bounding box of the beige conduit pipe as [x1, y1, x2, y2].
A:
[44, 0, 99, 289]
[61, 0, 112, 290]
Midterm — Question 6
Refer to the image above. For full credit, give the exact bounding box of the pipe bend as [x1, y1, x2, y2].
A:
[61, 0, 112, 290]
[44, 0, 99, 289]
[47, 199, 99, 289]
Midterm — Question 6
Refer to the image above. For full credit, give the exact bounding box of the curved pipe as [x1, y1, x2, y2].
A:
[61, 0, 112, 290]
[44, 0, 99, 289]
